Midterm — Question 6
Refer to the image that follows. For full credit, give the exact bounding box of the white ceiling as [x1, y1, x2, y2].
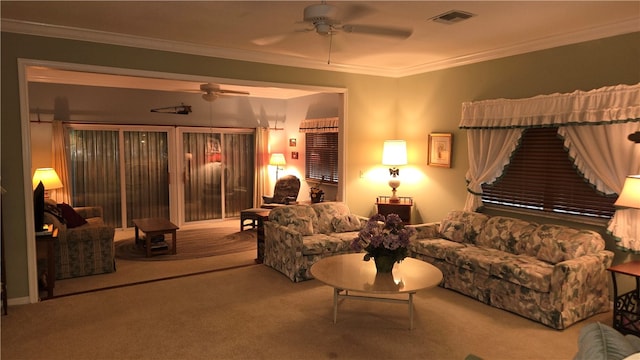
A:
[2, 1, 639, 97]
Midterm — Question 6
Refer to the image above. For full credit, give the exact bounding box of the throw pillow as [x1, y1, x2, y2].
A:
[439, 219, 467, 243]
[57, 203, 88, 228]
[332, 214, 362, 233]
[44, 200, 65, 223]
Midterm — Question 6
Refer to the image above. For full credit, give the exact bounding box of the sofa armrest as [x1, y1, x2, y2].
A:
[264, 221, 308, 281]
[264, 221, 305, 260]
[551, 250, 614, 310]
[74, 206, 103, 219]
[409, 222, 440, 240]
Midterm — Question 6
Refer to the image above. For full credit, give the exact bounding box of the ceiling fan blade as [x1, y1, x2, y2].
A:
[341, 24, 413, 39]
[340, 3, 374, 23]
[218, 89, 250, 96]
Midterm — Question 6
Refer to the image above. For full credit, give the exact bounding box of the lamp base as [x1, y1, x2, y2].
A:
[388, 178, 401, 203]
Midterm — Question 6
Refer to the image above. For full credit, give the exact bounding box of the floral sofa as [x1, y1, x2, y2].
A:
[264, 202, 367, 282]
[409, 210, 614, 330]
[43, 201, 116, 279]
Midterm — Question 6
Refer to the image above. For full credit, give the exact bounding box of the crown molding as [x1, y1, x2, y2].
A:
[2, 18, 638, 78]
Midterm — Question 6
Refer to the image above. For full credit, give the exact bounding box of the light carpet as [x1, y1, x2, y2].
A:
[6, 264, 613, 360]
[115, 227, 256, 261]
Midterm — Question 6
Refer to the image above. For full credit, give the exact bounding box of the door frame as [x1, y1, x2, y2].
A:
[17, 58, 348, 304]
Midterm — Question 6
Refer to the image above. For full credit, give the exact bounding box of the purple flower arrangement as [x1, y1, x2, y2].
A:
[351, 213, 416, 263]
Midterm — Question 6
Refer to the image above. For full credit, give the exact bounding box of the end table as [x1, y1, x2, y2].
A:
[607, 261, 640, 336]
[376, 196, 413, 224]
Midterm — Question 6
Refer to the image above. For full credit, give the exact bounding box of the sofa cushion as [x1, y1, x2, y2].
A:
[447, 246, 504, 276]
[332, 214, 362, 233]
[490, 253, 553, 292]
[532, 224, 605, 264]
[58, 203, 88, 228]
[411, 238, 466, 261]
[268, 205, 318, 235]
[439, 220, 467, 242]
[311, 202, 352, 234]
[302, 233, 352, 255]
[440, 211, 490, 245]
[476, 216, 538, 255]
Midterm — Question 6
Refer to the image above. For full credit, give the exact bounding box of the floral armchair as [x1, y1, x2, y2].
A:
[43, 200, 115, 279]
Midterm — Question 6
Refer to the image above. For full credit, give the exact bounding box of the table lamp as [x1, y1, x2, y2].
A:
[382, 140, 407, 203]
[32, 168, 63, 198]
[269, 153, 286, 179]
[615, 175, 640, 209]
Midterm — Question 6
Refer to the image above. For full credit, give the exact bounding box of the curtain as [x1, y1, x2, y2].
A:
[464, 128, 524, 211]
[558, 122, 640, 251]
[51, 120, 71, 204]
[68, 129, 122, 227]
[460, 83, 640, 251]
[223, 133, 254, 216]
[460, 84, 640, 129]
[124, 131, 169, 227]
[255, 127, 269, 206]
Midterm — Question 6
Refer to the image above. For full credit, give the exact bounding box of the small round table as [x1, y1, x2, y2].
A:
[310, 253, 443, 329]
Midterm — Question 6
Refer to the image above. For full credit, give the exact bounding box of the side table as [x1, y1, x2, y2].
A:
[240, 208, 271, 263]
[376, 196, 413, 224]
[36, 228, 58, 299]
[607, 261, 640, 336]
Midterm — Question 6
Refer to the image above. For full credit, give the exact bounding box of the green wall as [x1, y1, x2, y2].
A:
[2, 31, 639, 300]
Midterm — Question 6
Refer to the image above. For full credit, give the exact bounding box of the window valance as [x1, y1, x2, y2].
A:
[299, 117, 339, 133]
[460, 83, 640, 129]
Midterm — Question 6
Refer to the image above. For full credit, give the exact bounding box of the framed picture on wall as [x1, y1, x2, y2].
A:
[428, 133, 452, 168]
[289, 138, 297, 147]
[291, 151, 299, 160]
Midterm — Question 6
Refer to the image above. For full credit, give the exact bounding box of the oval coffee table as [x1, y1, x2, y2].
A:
[310, 253, 443, 330]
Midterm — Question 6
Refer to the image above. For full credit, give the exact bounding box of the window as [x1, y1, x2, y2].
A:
[305, 132, 338, 184]
[481, 127, 617, 219]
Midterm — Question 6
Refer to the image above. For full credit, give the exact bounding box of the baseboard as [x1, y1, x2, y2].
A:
[7, 296, 31, 306]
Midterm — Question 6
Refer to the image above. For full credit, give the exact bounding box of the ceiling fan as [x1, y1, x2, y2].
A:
[198, 83, 250, 102]
[300, 2, 413, 39]
[252, 1, 413, 62]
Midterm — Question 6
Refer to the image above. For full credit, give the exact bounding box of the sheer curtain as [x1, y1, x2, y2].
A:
[124, 131, 169, 227]
[464, 128, 523, 211]
[255, 127, 269, 206]
[51, 120, 71, 204]
[223, 133, 254, 216]
[460, 83, 640, 250]
[68, 129, 122, 227]
[558, 122, 640, 251]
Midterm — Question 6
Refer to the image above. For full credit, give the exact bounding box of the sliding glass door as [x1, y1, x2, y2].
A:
[180, 129, 254, 222]
[123, 131, 170, 226]
[67, 125, 254, 228]
[68, 126, 171, 228]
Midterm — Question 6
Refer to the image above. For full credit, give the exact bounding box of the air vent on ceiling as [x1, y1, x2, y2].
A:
[430, 10, 475, 25]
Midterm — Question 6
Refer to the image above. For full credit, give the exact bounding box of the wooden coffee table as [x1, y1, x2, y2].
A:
[311, 253, 443, 329]
[132, 218, 179, 257]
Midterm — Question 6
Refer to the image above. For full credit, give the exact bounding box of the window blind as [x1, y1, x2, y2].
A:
[305, 132, 339, 184]
[481, 127, 617, 218]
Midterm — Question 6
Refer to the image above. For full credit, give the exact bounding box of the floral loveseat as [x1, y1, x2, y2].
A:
[264, 202, 366, 282]
[409, 210, 614, 330]
[43, 201, 116, 279]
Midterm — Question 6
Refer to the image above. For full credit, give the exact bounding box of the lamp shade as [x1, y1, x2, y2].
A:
[382, 140, 407, 166]
[615, 175, 640, 209]
[32, 168, 63, 190]
[269, 153, 286, 166]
